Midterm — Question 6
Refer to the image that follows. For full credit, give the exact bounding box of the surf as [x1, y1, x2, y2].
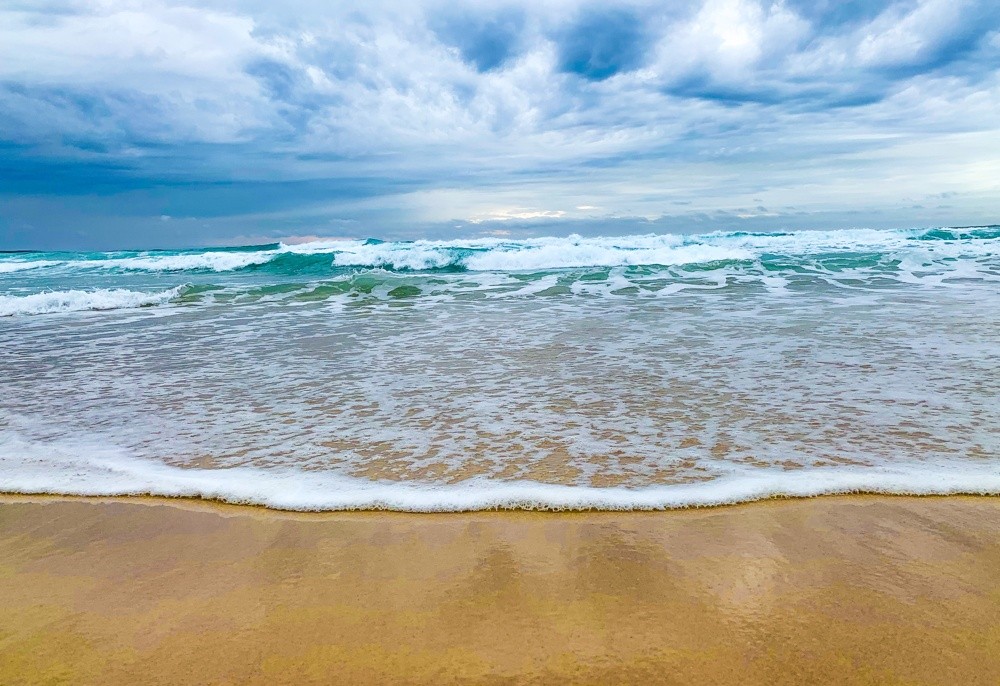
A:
[1, 226, 996, 277]
[0, 286, 187, 316]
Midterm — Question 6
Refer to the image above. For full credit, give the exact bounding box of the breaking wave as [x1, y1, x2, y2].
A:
[0, 286, 185, 316]
[0, 259, 61, 274]
[1, 226, 996, 276]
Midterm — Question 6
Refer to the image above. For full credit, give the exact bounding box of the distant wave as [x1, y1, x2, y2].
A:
[62, 251, 279, 273]
[302, 227, 1000, 272]
[0, 260, 61, 274]
[1, 226, 996, 276]
[0, 286, 185, 316]
[1, 431, 998, 512]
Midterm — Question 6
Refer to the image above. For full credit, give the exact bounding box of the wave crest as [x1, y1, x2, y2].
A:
[0, 286, 185, 316]
[330, 236, 754, 271]
[0, 260, 61, 274]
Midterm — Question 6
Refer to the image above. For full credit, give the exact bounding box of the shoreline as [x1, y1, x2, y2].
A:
[3, 488, 1000, 514]
[4, 489, 1000, 520]
[2, 494, 999, 684]
[2, 479, 999, 514]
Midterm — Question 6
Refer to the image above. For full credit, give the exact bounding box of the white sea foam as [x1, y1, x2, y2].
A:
[0, 432, 997, 511]
[699, 227, 999, 256]
[0, 286, 184, 316]
[469, 242, 749, 271]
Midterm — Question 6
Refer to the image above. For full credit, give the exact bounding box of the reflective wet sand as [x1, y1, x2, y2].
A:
[1, 495, 998, 685]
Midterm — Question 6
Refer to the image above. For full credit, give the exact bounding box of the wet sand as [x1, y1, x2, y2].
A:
[1, 495, 998, 685]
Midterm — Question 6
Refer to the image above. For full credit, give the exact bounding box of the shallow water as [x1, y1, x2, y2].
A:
[1, 228, 998, 510]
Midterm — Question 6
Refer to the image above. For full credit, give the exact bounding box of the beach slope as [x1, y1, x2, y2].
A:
[1, 495, 998, 685]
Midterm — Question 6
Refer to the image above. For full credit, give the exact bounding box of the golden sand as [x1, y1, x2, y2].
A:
[1, 495, 998, 685]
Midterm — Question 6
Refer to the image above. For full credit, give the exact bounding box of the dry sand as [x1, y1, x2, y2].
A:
[1, 495, 998, 685]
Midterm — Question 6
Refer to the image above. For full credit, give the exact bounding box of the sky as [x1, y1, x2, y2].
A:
[1, 0, 999, 250]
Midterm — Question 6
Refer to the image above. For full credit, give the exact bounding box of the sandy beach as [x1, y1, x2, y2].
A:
[1, 495, 998, 685]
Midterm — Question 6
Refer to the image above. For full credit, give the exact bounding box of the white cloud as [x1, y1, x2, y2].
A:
[469, 208, 567, 223]
[855, 0, 968, 69]
[0, 1, 278, 142]
[648, 0, 810, 85]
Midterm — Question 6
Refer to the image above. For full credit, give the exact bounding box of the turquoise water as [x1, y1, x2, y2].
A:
[1, 227, 998, 510]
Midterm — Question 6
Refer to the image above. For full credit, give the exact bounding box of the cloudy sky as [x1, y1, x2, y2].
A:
[1, 0, 999, 249]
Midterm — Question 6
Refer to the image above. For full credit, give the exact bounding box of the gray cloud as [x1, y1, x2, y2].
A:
[431, 6, 526, 72]
[555, 7, 653, 80]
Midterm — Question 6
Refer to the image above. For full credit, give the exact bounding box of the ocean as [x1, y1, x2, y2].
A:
[1, 227, 998, 510]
